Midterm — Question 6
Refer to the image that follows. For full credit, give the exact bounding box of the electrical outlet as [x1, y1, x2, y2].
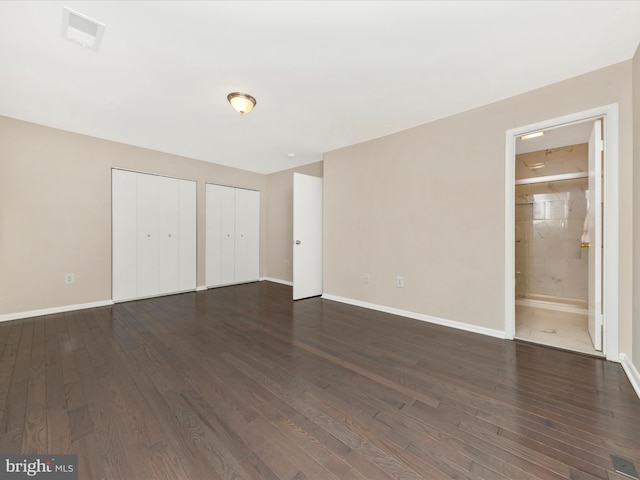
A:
[396, 276, 404, 288]
[284, 260, 290, 268]
[65, 273, 75, 284]
[363, 273, 370, 283]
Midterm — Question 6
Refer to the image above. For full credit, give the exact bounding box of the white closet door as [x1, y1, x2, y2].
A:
[206, 184, 236, 286]
[114, 170, 196, 301]
[205, 184, 220, 286]
[112, 169, 138, 301]
[157, 175, 180, 295]
[178, 179, 197, 291]
[234, 188, 260, 283]
[137, 173, 161, 297]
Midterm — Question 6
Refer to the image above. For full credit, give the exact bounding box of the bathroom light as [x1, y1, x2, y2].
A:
[227, 92, 256, 114]
[521, 131, 544, 140]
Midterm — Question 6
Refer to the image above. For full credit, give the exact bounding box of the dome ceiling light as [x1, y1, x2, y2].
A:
[227, 92, 256, 115]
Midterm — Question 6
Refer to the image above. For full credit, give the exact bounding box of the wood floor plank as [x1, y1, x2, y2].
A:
[22, 316, 47, 453]
[1, 281, 639, 479]
[2, 318, 33, 434]
[0, 321, 23, 430]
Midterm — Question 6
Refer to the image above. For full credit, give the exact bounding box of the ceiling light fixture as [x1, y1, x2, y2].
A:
[227, 92, 256, 114]
[521, 131, 544, 140]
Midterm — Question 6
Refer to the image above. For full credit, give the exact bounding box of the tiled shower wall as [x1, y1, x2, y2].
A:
[515, 145, 589, 302]
[515, 179, 588, 301]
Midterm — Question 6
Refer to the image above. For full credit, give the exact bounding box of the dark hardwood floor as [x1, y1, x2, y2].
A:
[1, 281, 639, 479]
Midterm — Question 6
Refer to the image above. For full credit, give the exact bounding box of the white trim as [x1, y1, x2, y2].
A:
[619, 353, 640, 400]
[0, 300, 114, 323]
[322, 294, 506, 339]
[515, 299, 588, 315]
[505, 125, 516, 340]
[196, 285, 208, 291]
[505, 104, 619, 362]
[261, 277, 294, 287]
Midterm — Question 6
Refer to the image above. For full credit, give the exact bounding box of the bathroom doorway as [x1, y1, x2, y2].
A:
[514, 121, 598, 355]
[504, 105, 620, 361]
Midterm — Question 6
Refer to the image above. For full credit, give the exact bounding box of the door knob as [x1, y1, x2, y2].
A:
[295, 240, 301, 245]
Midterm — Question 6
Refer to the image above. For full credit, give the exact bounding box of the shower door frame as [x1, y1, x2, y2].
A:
[504, 104, 619, 362]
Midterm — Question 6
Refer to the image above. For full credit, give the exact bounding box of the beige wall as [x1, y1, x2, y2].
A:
[0, 116, 267, 315]
[633, 44, 640, 371]
[324, 62, 634, 355]
[265, 162, 323, 283]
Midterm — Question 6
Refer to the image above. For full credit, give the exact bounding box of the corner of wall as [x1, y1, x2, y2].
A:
[619, 353, 640, 399]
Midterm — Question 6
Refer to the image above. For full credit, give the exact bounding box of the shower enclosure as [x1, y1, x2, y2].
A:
[515, 178, 588, 308]
[514, 142, 589, 310]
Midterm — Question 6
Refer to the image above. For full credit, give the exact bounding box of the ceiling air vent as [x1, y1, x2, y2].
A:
[61, 6, 105, 51]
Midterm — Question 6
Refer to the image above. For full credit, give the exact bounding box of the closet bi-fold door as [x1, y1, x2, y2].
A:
[113, 169, 196, 302]
[112, 169, 138, 301]
[136, 174, 169, 296]
[234, 188, 260, 283]
[177, 180, 197, 292]
[205, 184, 236, 286]
[205, 184, 259, 287]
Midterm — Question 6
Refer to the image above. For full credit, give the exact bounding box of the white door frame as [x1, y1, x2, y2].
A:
[504, 104, 619, 362]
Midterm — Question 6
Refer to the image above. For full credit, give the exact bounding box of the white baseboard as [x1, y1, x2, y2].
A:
[261, 277, 293, 287]
[0, 300, 114, 323]
[619, 353, 640, 399]
[196, 285, 208, 291]
[321, 294, 506, 339]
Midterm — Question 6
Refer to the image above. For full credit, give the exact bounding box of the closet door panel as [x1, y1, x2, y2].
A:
[136, 173, 161, 297]
[157, 176, 180, 295]
[178, 179, 197, 291]
[112, 169, 138, 301]
[206, 184, 235, 286]
[219, 187, 236, 284]
[205, 184, 220, 286]
[234, 188, 260, 283]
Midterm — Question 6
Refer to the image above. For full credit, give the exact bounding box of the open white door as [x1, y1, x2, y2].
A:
[587, 119, 603, 351]
[293, 173, 323, 300]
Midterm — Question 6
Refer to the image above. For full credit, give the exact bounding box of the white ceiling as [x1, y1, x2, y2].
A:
[1, 1, 639, 174]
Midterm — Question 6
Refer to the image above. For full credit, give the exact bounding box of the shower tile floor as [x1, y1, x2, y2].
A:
[515, 305, 603, 356]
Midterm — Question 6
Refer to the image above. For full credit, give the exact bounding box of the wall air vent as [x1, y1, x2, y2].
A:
[61, 7, 105, 51]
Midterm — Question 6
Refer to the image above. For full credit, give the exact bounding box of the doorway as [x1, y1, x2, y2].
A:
[504, 105, 619, 361]
[513, 122, 597, 355]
